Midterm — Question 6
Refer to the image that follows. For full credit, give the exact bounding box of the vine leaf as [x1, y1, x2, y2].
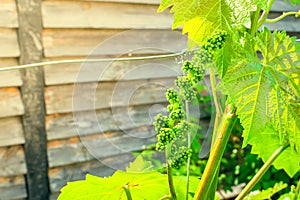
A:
[250, 126, 300, 177]
[223, 28, 300, 175]
[57, 171, 170, 200]
[245, 182, 288, 199]
[158, 0, 268, 46]
[158, 0, 234, 45]
[57, 156, 200, 199]
[126, 155, 154, 172]
[284, 0, 300, 6]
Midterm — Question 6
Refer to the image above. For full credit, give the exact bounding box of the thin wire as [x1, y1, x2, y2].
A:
[0, 51, 185, 72]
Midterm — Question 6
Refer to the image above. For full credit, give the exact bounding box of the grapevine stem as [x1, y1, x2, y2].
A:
[166, 147, 177, 200]
[185, 102, 191, 200]
[235, 145, 289, 200]
[257, 0, 275, 28]
[206, 68, 223, 199]
[123, 184, 133, 200]
[250, 6, 262, 36]
[193, 105, 237, 200]
[265, 11, 300, 23]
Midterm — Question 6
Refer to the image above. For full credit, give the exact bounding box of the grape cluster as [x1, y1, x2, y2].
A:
[193, 48, 212, 65]
[182, 61, 194, 73]
[166, 88, 179, 104]
[174, 120, 191, 139]
[156, 128, 175, 151]
[153, 114, 169, 133]
[203, 30, 227, 55]
[168, 146, 192, 169]
[175, 76, 197, 102]
[169, 109, 185, 123]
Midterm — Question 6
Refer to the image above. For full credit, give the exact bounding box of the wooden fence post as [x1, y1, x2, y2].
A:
[16, 0, 50, 199]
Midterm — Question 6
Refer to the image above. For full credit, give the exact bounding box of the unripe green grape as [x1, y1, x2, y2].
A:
[166, 88, 179, 104]
[156, 128, 175, 151]
[153, 114, 169, 133]
[175, 76, 197, 102]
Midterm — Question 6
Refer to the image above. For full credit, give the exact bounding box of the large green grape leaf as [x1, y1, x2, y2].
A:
[284, 0, 300, 6]
[223, 28, 300, 175]
[158, 0, 241, 44]
[58, 165, 200, 199]
[250, 126, 300, 177]
[58, 171, 170, 200]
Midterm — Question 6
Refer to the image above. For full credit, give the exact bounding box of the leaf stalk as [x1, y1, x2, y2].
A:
[265, 11, 300, 23]
[235, 145, 289, 200]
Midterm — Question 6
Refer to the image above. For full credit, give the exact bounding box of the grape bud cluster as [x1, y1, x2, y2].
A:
[203, 30, 227, 55]
[168, 146, 192, 169]
[153, 114, 169, 133]
[175, 76, 197, 102]
[166, 88, 179, 104]
[174, 120, 191, 139]
[156, 128, 175, 151]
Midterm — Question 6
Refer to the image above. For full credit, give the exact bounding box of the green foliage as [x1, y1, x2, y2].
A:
[58, 156, 200, 200]
[158, 0, 268, 45]
[222, 28, 300, 176]
[285, 0, 300, 6]
[245, 182, 288, 200]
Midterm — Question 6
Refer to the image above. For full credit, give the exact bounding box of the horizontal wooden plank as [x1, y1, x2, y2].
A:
[263, 13, 300, 32]
[47, 126, 155, 167]
[44, 56, 182, 85]
[48, 153, 134, 193]
[0, 176, 27, 200]
[0, 29, 20, 57]
[45, 78, 174, 114]
[0, 117, 25, 147]
[0, 58, 22, 87]
[0, 146, 27, 176]
[271, 0, 300, 12]
[0, 0, 18, 28]
[42, 1, 171, 29]
[46, 103, 167, 140]
[0, 88, 24, 118]
[43, 29, 187, 57]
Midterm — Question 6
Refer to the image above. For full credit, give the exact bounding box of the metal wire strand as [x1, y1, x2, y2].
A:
[0, 52, 185, 72]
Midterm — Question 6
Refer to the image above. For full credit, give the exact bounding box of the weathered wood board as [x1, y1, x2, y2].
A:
[42, 1, 172, 29]
[0, 146, 27, 176]
[0, 117, 24, 147]
[0, 88, 24, 118]
[48, 153, 134, 193]
[46, 103, 167, 140]
[0, 0, 18, 28]
[0, 175, 27, 200]
[45, 78, 174, 114]
[0, 58, 22, 87]
[43, 29, 187, 57]
[0, 29, 20, 58]
[44, 56, 182, 85]
[47, 127, 155, 167]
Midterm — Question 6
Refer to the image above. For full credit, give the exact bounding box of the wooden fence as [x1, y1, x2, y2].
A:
[0, 0, 299, 199]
